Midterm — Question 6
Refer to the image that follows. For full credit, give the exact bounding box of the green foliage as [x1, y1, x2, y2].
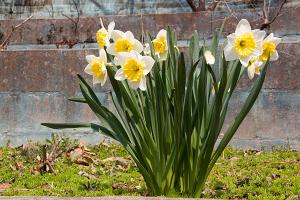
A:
[42, 27, 270, 196]
[0, 144, 299, 199]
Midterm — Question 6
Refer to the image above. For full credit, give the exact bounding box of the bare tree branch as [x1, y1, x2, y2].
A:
[187, 0, 220, 12]
[187, 0, 198, 12]
[208, 0, 221, 11]
[0, 15, 33, 50]
[198, 0, 206, 11]
[260, 0, 287, 30]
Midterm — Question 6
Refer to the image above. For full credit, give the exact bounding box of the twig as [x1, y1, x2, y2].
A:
[62, 0, 80, 36]
[187, 0, 220, 12]
[187, 0, 198, 12]
[0, 15, 33, 50]
[62, 13, 77, 25]
[198, 0, 206, 11]
[222, 0, 238, 20]
[208, 0, 221, 11]
[260, 0, 287, 30]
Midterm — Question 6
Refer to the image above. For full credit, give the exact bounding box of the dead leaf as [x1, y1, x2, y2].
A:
[271, 174, 280, 180]
[0, 183, 11, 193]
[102, 157, 130, 167]
[15, 161, 24, 170]
[68, 147, 84, 161]
[74, 158, 89, 166]
[78, 171, 98, 179]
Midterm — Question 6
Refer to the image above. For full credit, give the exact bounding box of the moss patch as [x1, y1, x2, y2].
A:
[0, 141, 299, 199]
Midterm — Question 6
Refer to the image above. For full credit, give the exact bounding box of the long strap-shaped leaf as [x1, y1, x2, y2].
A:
[208, 61, 269, 173]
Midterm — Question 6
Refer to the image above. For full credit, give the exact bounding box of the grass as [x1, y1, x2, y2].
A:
[0, 138, 299, 199]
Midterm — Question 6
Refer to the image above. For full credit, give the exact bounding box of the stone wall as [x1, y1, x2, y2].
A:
[0, 4, 300, 149]
[1, 0, 298, 19]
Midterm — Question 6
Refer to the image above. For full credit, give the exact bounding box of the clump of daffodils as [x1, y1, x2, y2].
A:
[45, 18, 282, 196]
[85, 18, 280, 88]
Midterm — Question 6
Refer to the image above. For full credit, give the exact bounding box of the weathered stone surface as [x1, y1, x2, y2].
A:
[1, 41, 300, 147]
[0, 92, 107, 146]
[1, 43, 298, 93]
[256, 90, 300, 139]
[212, 7, 300, 36]
[222, 90, 300, 141]
[1, 7, 299, 46]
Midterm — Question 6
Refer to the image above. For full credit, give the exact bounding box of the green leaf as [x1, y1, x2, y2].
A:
[209, 60, 270, 173]
[41, 123, 91, 129]
[68, 96, 86, 103]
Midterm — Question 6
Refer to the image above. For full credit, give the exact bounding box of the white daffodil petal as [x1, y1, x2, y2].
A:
[160, 52, 168, 61]
[224, 45, 238, 61]
[236, 19, 251, 34]
[133, 39, 144, 53]
[139, 77, 147, 91]
[101, 71, 108, 86]
[265, 33, 274, 41]
[252, 29, 266, 41]
[227, 33, 237, 45]
[252, 42, 263, 57]
[106, 44, 116, 56]
[240, 56, 252, 67]
[99, 49, 107, 63]
[141, 56, 155, 75]
[128, 80, 140, 90]
[271, 51, 279, 61]
[247, 65, 255, 80]
[115, 69, 126, 81]
[84, 64, 93, 75]
[157, 29, 167, 39]
[99, 17, 104, 28]
[93, 76, 102, 85]
[108, 21, 115, 33]
[111, 30, 124, 41]
[144, 43, 151, 55]
[204, 50, 215, 65]
[271, 37, 282, 45]
[125, 31, 135, 40]
[86, 55, 96, 63]
[98, 27, 108, 34]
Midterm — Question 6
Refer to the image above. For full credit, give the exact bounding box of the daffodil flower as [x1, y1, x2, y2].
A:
[84, 49, 108, 86]
[106, 30, 143, 56]
[152, 29, 168, 60]
[144, 29, 168, 61]
[224, 19, 266, 66]
[260, 33, 281, 62]
[204, 50, 215, 65]
[247, 58, 263, 80]
[96, 18, 115, 49]
[114, 51, 155, 91]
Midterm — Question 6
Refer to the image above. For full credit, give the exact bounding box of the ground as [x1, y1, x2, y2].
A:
[0, 136, 299, 199]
